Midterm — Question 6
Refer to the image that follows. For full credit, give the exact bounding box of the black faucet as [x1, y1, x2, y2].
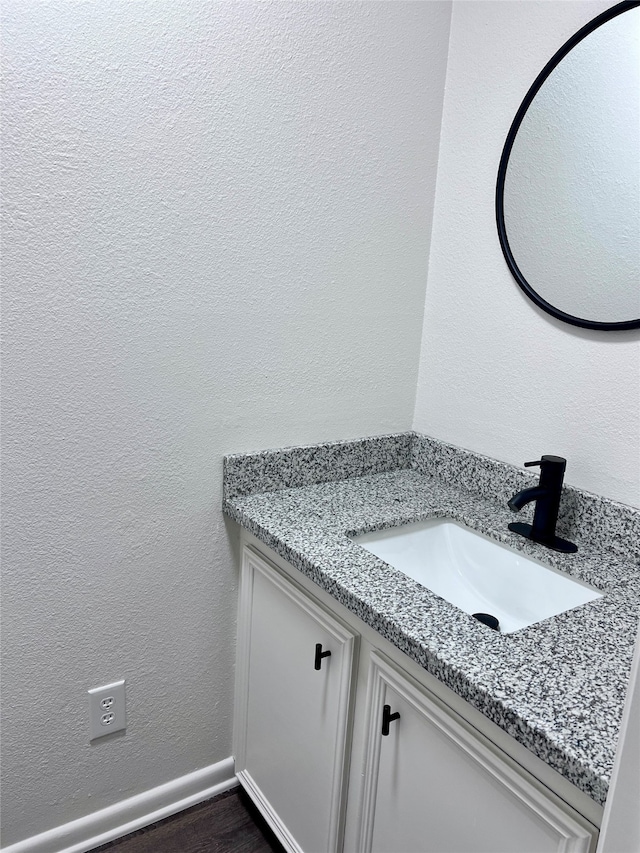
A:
[507, 456, 577, 553]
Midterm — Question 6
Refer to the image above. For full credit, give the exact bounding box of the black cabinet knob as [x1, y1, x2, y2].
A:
[314, 643, 331, 671]
[381, 704, 400, 736]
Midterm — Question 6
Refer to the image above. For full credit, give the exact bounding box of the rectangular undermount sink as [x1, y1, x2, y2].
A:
[353, 518, 602, 634]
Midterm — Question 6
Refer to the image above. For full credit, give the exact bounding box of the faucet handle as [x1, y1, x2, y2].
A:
[525, 455, 566, 469]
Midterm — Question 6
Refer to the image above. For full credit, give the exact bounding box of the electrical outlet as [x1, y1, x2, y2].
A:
[88, 680, 126, 740]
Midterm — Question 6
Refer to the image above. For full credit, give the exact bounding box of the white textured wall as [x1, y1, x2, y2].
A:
[413, 0, 640, 508]
[1, 1, 451, 845]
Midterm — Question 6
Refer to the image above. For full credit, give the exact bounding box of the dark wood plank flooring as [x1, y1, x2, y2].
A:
[90, 788, 286, 853]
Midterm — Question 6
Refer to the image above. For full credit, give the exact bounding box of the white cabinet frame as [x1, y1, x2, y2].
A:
[233, 534, 601, 853]
[357, 651, 597, 853]
[234, 546, 357, 853]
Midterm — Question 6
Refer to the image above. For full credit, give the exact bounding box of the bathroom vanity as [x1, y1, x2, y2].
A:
[224, 433, 640, 853]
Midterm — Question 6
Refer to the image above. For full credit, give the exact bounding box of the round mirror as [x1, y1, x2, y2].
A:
[496, 1, 640, 331]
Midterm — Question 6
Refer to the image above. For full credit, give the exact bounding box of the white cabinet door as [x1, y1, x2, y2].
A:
[358, 652, 597, 853]
[235, 547, 357, 853]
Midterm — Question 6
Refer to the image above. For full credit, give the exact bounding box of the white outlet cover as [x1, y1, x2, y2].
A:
[88, 680, 126, 740]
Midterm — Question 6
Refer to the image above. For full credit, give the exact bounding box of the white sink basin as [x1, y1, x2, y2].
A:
[353, 518, 602, 634]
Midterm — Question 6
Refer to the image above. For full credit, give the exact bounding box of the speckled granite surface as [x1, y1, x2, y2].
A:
[223, 433, 640, 806]
[223, 433, 412, 501]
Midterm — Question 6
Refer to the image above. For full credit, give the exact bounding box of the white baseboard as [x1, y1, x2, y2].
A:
[2, 757, 238, 853]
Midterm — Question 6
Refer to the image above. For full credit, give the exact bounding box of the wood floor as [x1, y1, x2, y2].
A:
[90, 788, 285, 853]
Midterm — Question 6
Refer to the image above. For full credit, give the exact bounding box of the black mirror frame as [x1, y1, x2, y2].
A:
[496, 0, 640, 332]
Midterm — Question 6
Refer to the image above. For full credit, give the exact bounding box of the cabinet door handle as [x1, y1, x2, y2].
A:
[381, 704, 400, 736]
[314, 643, 331, 670]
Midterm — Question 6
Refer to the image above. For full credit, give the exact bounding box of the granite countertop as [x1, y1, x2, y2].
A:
[223, 433, 640, 807]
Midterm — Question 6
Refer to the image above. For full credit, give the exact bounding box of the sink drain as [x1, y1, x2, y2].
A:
[472, 612, 500, 631]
